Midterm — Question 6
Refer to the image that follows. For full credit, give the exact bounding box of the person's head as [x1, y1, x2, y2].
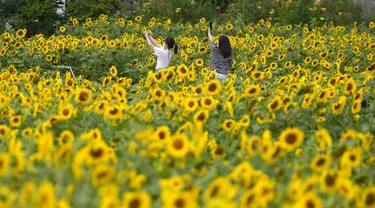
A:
[218, 35, 232, 58]
[164, 37, 178, 54]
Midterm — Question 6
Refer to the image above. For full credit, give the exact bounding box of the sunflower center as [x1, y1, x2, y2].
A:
[13, 117, 19, 123]
[210, 186, 220, 197]
[159, 132, 166, 140]
[155, 91, 162, 97]
[97, 171, 108, 179]
[246, 194, 255, 205]
[270, 101, 279, 110]
[173, 139, 184, 150]
[306, 200, 315, 208]
[316, 158, 326, 166]
[349, 155, 356, 162]
[334, 103, 341, 110]
[249, 88, 257, 94]
[79, 92, 88, 102]
[208, 83, 217, 92]
[204, 99, 212, 105]
[325, 174, 336, 186]
[214, 146, 224, 155]
[109, 108, 119, 115]
[365, 192, 375, 206]
[90, 148, 104, 158]
[129, 198, 141, 208]
[62, 136, 70, 144]
[0, 129, 5, 135]
[62, 109, 70, 116]
[346, 83, 353, 91]
[197, 112, 206, 121]
[285, 133, 297, 144]
[174, 197, 185, 208]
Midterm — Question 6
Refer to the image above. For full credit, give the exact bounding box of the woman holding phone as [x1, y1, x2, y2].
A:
[144, 31, 178, 71]
[208, 23, 233, 80]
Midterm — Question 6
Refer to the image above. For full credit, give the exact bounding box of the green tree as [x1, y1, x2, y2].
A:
[0, 0, 62, 36]
[66, 0, 124, 21]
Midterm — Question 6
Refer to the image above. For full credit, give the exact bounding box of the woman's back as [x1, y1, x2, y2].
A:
[210, 40, 233, 75]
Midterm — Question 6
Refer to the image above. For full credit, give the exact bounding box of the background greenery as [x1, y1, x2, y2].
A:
[0, 0, 373, 36]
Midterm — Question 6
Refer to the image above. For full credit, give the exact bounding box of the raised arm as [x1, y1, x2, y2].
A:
[208, 28, 214, 42]
[148, 33, 161, 48]
[145, 31, 155, 50]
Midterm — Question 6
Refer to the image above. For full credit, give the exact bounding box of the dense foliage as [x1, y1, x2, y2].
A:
[1, 15, 375, 207]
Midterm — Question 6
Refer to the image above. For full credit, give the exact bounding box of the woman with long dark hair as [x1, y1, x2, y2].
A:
[208, 27, 233, 80]
[145, 31, 178, 71]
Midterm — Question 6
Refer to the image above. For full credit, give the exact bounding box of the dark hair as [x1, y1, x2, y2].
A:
[218, 35, 232, 58]
[165, 37, 178, 54]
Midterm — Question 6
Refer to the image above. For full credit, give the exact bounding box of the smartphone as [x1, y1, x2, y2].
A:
[209, 21, 212, 30]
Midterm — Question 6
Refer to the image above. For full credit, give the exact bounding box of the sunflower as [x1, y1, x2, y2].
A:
[279, 127, 304, 151]
[72, 18, 79, 25]
[200, 97, 215, 109]
[92, 164, 115, 187]
[109, 65, 118, 77]
[122, 192, 151, 208]
[311, 154, 331, 172]
[267, 96, 283, 112]
[317, 90, 329, 103]
[59, 130, 75, 145]
[9, 115, 21, 127]
[352, 99, 362, 115]
[320, 170, 338, 193]
[311, 59, 319, 67]
[135, 16, 142, 22]
[204, 177, 229, 199]
[370, 21, 375, 28]
[286, 25, 292, 30]
[167, 134, 190, 158]
[16, 29, 27, 38]
[193, 110, 209, 124]
[244, 85, 261, 97]
[104, 105, 123, 120]
[59, 104, 75, 120]
[226, 23, 233, 31]
[344, 79, 356, 95]
[35, 182, 55, 208]
[177, 64, 189, 77]
[0, 153, 10, 176]
[95, 100, 109, 114]
[195, 59, 204, 67]
[59, 26, 66, 33]
[361, 187, 375, 208]
[205, 80, 221, 95]
[331, 96, 347, 115]
[74, 88, 93, 105]
[155, 126, 171, 141]
[366, 62, 375, 71]
[295, 194, 322, 208]
[222, 119, 236, 131]
[46, 55, 53, 62]
[162, 191, 194, 208]
[340, 148, 361, 168]
[85, 142, 109, 164]
[21, 128, 33, 139]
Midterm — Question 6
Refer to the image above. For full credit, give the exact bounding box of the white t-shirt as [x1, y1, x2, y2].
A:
[154, 46, 172, 70]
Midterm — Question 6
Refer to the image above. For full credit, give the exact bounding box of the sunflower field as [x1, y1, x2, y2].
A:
[1, 14, 375, 208]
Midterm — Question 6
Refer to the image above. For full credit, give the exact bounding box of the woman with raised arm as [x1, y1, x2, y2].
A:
[208, 27, 233, 80]
[144, 31, 178, 71]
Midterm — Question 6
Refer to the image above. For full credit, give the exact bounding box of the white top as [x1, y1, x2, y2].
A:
[154, 46, 172, 70]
